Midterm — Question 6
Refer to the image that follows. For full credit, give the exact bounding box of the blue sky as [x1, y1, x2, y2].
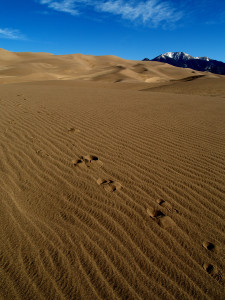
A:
[0, 0, 225, 61]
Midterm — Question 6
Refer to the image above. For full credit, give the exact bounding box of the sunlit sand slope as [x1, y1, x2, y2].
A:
[1, 48, 219, 85]
[0, 80, 224, 299]
[142, 76, 225, 96]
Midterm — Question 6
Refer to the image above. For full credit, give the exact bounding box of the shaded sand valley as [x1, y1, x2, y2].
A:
[0, 50, 225, 299]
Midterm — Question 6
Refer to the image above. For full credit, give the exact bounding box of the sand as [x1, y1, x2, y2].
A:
[0, 49, 225, 299]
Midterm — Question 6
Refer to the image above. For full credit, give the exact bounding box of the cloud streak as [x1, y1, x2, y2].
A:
[38, 0, 183, 27]
[0, 28, 25, 40]
[98, 0, 182, 26]
[40, 0, 79, 15]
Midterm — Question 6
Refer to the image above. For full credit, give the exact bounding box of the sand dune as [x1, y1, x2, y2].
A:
[1, 48, 221, 86]
[141, 76, 225, 96]
[0, 50, 225, 299]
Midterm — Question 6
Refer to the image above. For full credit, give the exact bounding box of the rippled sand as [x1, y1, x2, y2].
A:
[0, 50, 225, 299]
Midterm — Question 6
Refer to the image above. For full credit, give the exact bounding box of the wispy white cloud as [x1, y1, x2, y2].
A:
[39, 0, 79, 15]
[98, 0, 182, 26]
[0, 28, 25, 40]
[38, 0, 183, 27]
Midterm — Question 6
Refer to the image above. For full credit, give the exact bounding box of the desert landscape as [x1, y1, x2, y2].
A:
[0, 48, 225, 299]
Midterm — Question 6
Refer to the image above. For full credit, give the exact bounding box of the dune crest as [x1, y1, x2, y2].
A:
[0, 48, 221, 86]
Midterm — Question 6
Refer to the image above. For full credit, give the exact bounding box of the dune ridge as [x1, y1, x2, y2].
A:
[0, 76, 225, 299]
[0, 48, 222, 86]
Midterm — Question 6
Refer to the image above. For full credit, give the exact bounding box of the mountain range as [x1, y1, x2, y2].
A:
[143, 52, 225, 75]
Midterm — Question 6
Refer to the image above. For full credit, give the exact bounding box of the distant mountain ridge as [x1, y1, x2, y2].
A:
[143, 52, 225, 75]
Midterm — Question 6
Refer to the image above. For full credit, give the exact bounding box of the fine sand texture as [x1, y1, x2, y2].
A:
[0, 50, 225, 299]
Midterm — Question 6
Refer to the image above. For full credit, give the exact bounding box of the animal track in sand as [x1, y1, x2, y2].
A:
[202, 241, 215, 251]
[97, 178, 122, 192]
[147, 207, 176, 229]
[72, 155, 103, 169]
[68, 127, 80, 133]
[203, 264, 223, 284]
[202, 245, 223, 283]
[156, 199, 179, 213]
[203, 263, 215, 274]
[36, 149, 49, 157]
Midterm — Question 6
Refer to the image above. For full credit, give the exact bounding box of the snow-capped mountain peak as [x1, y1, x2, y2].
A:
[143, 52, 225, 75]
[161, 52, 194, 60]
[163, 52, 174, 58]
[158, 52, 212, 62]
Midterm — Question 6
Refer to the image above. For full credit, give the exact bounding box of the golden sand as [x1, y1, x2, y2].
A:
[0, 49, 225, 299]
